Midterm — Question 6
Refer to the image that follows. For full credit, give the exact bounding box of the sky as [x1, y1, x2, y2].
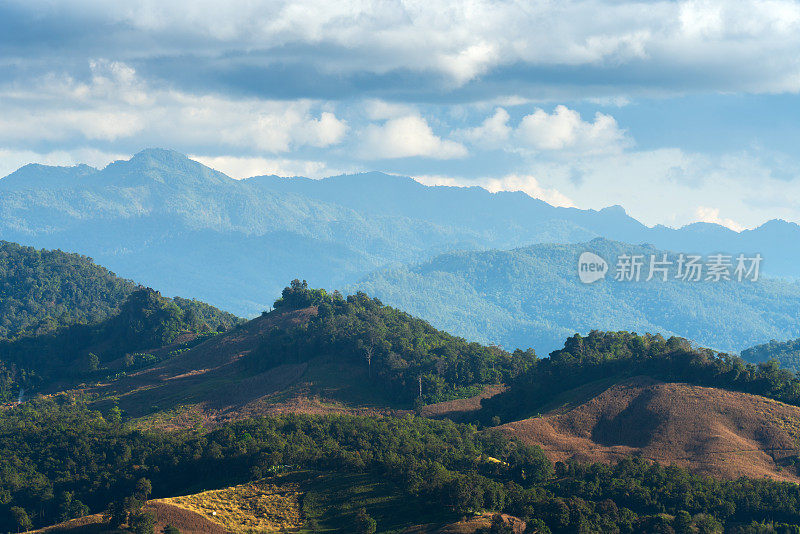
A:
[2, 1, 800, 230]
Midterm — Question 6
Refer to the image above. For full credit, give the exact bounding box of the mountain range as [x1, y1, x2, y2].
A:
[3, 148, 800, 352]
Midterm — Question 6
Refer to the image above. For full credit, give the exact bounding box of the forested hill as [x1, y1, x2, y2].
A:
[0, 241, 136, 339]
[353, 239, 800, 354]
[245, 280, 536, 404]
[0, 286, 241, 400]
[480, 330, 800, 424]
[742, 338, 800, 371]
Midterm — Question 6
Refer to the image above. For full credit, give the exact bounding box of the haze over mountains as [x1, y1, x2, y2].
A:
[356, 240, 800, 353]
[2, 148, 800, 353]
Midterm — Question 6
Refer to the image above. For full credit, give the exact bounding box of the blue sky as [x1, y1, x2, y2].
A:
[2, 1, 800, 230]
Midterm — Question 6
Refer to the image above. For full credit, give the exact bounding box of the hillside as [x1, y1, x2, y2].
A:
[8, 287, 800, 532]
[499, 377, 800, 483]
[90, 281, 533, 423]
[0, 286, 241, 401]
[0, 241, 136, 339]
[354, 239, 800, 353]
[5, 149, 800, 320]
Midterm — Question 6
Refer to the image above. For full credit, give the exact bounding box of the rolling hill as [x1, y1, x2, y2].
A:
[354, 239, 800, 354]
[89, 281, 532, 424]
[0, 241, 136, 339]
[499, 377, 800, 483]
[7, 281, 800, 532]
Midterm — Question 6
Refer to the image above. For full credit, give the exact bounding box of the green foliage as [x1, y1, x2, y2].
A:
[3, 397, 800, 533]
[0, 240, 136, 339]
[742, 338, 800, 372]
[483, 331, 800, 422]
[273, 279, 331, 310]
[354, 507, 377, 534]
[129, 510, 156, 534]
[0, 287, 241, 394]
[354, 240, 800, 355]
[249, 281, 536, 404]
[10, 505, 32, 532]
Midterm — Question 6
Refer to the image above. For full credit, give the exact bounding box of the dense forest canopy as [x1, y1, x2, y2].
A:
[0, 241, 136, 339]
[354, 240, 800, 354]
[0, 288, 241, 400]
[482, 330, 800, 423]
[251, 280, 536, 404]
[3, 397, 800, 533]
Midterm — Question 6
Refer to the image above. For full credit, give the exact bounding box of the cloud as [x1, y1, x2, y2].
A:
[5, 0, 800, 97]
[363, 100, 418, 121]
[516, 105, 631, 154]
[188, 154, 353, 179]
[360, 115, 468, 159]
[0, 60, 348, 153]
[458, 108, 511, 147]
[414, 173, 574, 208]
[695, 206, 745, 232]
[461, 105, 631, 156]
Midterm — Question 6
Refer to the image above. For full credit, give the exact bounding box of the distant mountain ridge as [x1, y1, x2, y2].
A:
[2, 148, 799, 324]
[353, 239, 800, 353]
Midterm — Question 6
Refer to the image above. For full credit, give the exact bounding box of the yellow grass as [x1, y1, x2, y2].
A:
[155, 479, 302, 532]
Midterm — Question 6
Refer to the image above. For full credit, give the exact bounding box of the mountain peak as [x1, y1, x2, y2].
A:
[599, 205, 627, 216]
[104, 149, 234, 187]
[130, 148, 190, 164]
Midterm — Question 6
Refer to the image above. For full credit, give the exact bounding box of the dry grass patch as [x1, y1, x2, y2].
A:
[156, 479, 302, 532]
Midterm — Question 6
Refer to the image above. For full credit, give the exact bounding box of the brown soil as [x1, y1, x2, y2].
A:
[500, 376, 800, 482]
[89, 307, 409, 427]
[421, 385, 507, 421]
[405, 513, 526, 533]
[29, 502, 227, 534]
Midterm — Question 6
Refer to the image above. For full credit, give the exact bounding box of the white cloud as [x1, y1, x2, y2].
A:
[516, 105, 631, 154]
[514, 148, 800, 229]
[412, 146, 800, 229]
[695, 206, 745, 232]
[188, 154, 352, 179]
[458, 108, 511, 147]
[414, 173, 574, 208]
[0, 60, 347, 153]
[462, 105, 631, 155]
[363, 100, 419, 121]
[360, 115, 468, 159]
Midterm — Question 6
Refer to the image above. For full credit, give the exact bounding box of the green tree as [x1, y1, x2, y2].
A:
[129, 510, 156, 534]
[354, 508, 377, 534]
[10, 506, 32, 533]
[135, 477, 153, 503]
[674, 510, 692, 534]
[162, 526, 181, 534]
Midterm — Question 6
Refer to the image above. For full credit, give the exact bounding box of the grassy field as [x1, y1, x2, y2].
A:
[154, 470, 462, 533]
[156, 479, 303, 532]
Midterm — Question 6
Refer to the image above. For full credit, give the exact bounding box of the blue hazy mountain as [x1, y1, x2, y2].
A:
[2, 148, 800, 331]
[353, 239, 800, 354]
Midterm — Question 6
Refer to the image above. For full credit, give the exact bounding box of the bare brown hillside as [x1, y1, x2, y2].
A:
[29, 502, 226, 534]
[500, 377, 800, 482]
[90, 307, 404, 426]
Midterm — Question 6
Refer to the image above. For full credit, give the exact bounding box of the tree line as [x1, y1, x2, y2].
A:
[482, 330, 800, 424]
[3, 396, 800, 532]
